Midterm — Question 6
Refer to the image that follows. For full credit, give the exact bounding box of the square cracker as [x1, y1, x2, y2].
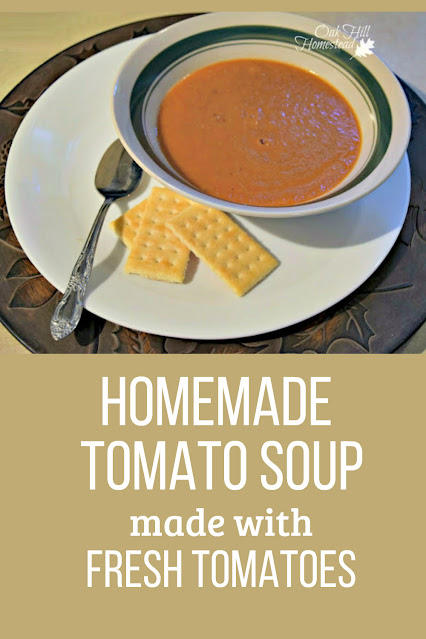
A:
[167, 205, 279, 295]
[124, 187, 193, 283]
[109, 200, 146, 248]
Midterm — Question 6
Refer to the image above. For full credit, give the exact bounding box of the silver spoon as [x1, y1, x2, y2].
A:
[50, 140, 143, 341]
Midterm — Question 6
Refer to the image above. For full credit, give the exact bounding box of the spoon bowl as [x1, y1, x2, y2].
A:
[95, 139, 143, 198]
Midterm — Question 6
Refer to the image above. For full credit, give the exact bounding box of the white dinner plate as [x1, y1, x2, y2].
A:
[5, 38, 411, 341]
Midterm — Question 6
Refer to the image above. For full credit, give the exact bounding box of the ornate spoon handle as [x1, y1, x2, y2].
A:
[50, 197, 114, 341]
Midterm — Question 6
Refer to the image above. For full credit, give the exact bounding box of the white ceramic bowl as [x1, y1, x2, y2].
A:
[112, 12, 411, 218]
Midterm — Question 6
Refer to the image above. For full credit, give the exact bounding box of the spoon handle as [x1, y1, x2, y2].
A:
[50, 197, 115, 341]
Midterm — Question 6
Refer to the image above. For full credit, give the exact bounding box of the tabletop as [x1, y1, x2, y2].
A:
[0, 11, 425, 353]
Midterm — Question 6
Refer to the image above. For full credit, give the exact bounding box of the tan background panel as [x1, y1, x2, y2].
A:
[1, 1, 425, 12]
[1, 354, 424, 639]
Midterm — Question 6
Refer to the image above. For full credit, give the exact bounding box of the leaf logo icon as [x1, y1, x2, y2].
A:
[351, 38, 375, 60]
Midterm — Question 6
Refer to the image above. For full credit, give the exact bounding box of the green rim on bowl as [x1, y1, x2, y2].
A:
[130, 25, 392, 202]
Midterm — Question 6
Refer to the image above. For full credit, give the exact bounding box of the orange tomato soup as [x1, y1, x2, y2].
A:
[158, 59, 361, 207]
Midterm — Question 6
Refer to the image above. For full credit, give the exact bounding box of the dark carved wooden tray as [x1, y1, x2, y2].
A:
[0, 15, 425, 354]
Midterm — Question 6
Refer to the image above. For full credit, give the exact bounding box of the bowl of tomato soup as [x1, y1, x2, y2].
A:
[113, 12, 411, 218]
